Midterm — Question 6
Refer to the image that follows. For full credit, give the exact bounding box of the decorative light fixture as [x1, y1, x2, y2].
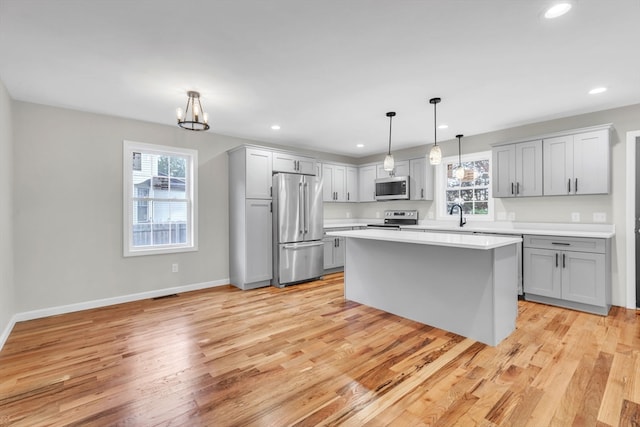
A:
[428, 97, 442, 165]
[383, 111, 396, 173]
[455, 134, 465, 180]
[176, 91, 210, 131]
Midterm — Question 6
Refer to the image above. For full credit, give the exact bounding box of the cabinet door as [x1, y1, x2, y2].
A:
[515, 140, 543, 197]
[359, 165, 377, 202]
[572, 129, 609, 195]
[297, 156, 317, 175]
[492, 145, 516, 198]
[543, 135, 574, 195]
[245, 148, 273, 199]
[561, 251, 606, 306]
[334, 237, 345, 268]
[322, 164, 334, 201]
[334, 166, 346, 201]
[523, 248, 561, 298]
[409, 158, 434, 200]
[323, 236, 336, 269]
[346, 167, 358, 202]
[245, 200, 272, 282]
[395, 160, 410, 177]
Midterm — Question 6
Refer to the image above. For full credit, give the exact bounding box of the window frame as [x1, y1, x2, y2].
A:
[435, 150, 494, 222]
[123, 140, 198, 257]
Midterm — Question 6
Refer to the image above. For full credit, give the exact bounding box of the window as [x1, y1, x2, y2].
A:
[436, 151, 493, 220]
[123, 141, 198, 256]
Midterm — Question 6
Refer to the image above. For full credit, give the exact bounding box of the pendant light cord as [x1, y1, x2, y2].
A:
[433, 102, 437, 147]
[388, 115, 393, 155]
[458, 135, 462, 166]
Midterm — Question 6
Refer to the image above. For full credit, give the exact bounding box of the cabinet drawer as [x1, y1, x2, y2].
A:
[523, 235, 605, 253]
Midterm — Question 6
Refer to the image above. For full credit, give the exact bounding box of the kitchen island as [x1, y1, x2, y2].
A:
[326, 229, 523, 346]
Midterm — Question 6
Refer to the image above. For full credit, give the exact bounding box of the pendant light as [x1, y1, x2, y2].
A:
[455, 134, 465, 180]
[176, 91, 210, 131]
[428, 97, 442, 165]
[383, 111, 396, 173]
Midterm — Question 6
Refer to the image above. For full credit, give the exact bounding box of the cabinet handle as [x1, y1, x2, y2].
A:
[516, 182, 520, 195]
[575, 178, 578, 193]
[337, 239, 340, 248]
[511, 182, 514, 195]
[347, 192, 350, 201]
[555, 253, 558, 268]
[568, 179, 571, 193]
[551, 242, 570, 246]
[563, 253, 566, 268]
[421, 188, 424, 198]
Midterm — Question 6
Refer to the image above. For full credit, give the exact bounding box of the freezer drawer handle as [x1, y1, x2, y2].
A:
[283, 242, 324, 249]
[551, 242, 570, 246]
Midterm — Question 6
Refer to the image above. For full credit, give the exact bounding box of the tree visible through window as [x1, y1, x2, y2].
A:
[441, 152, 492, 219]
[123, 141, 198, 256]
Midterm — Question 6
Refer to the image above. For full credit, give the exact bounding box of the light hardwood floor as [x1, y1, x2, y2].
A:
[1, 272, 640, 426]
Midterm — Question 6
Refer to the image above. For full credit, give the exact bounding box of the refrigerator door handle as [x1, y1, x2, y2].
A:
[299, 182, 304, 235]
[283, 241, 324, 249]
[304, 181, 309, 234]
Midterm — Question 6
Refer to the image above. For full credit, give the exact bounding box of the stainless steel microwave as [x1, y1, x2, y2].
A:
[375, 176, 410, 201]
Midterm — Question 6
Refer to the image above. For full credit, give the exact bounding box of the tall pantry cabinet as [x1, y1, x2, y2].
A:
[228, 147, 273, 290]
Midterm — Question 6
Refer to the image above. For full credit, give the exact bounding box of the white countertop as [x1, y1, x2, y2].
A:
[324, 219, 615, 239]
[326, 229, 523, 250]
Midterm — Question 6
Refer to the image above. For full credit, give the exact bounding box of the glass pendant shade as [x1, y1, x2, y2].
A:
[455, 165, 465, 180]
[384, 154, 395, 172]
[429, 144, 442, 165]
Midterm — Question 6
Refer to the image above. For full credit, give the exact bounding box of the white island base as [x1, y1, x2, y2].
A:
[328, 230, 521, 346]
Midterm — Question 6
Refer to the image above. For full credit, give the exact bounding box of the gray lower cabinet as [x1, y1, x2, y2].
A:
[323, 236, 345, 270]
[523, 235, 610, 315]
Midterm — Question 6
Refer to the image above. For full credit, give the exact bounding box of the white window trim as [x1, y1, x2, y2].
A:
[123, 140, 198, 257]
[435, 150, 494, 222]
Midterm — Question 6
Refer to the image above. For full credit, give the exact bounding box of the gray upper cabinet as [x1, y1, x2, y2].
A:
[377, 160, 409, 178]
[272, 151, 316, 175]
[358, 165, 377, 202]
[245, 148, 273, 199]
[409, 158, 434, 200]
[543, 128, 610, 196]
[346, 166, 358, 202]
[323, 163, 346, 202]
[492, 140, 542, 198]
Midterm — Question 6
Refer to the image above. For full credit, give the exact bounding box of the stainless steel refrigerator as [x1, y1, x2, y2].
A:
[272, 172, 324, 287]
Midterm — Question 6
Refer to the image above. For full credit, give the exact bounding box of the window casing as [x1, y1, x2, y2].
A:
[123, 141, 198, 256]
[435, 151, 493, 221]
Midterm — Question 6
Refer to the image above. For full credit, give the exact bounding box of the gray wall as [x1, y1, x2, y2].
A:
[328, 103, 640, 308]
[7, 95, 640, 318]
[0, 80, 15, 336]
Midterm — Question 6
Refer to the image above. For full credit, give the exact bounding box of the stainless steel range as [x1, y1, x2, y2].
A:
[367, 210, 418, 229]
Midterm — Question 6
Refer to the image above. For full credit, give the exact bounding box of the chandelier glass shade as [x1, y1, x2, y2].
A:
[177, 91, 210, 131]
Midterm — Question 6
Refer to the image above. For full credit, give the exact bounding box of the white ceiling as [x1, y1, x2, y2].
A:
[1, 0, 639, 157]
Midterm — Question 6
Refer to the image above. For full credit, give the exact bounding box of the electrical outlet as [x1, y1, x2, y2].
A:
[593, 212, 607, 222]
[427, 211, 434, 220]
[346, 211, 351, 219]
[172, 263, 179, 273]
[376, 211, 381, 218]
[571, 212, 581, 222]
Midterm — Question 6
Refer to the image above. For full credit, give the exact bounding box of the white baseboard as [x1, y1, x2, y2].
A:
[0, 314, 18, 352]
[0, 278, 230, 352]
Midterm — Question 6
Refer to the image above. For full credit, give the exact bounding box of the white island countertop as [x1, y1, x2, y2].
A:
[327, 229, 523, 250]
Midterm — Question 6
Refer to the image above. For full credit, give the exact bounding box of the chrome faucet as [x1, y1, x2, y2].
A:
[448, 204, 466, 227]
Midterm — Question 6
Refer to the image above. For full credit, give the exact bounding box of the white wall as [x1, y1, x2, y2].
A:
[0, 80, 15, 341]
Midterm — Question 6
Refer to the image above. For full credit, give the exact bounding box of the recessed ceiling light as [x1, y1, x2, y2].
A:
[356, 143, 364, 148]
[271, 124, 281, 130]
[438, 124, 448, 129]
[588, 87, 607, 95]
[545, 3, 572, 19]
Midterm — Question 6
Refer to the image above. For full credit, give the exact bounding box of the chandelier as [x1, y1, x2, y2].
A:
[176, 91, 210, 131]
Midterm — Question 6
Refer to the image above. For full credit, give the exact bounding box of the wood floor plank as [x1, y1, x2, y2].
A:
[1, 273, 639, 426]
